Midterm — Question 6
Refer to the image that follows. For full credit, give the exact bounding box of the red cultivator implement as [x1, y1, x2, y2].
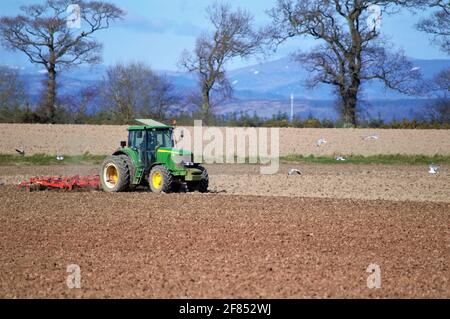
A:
[18, 175, 100, 192]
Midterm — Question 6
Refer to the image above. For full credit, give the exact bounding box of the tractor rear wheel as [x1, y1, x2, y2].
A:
[118, 154, 135, 191]
[100, 155, 130, 192]
[149, 165, 173, 193]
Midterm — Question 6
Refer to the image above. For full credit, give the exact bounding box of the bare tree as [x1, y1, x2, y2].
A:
[266, 0, 422, 125]
[0, 0, 124, 122]
[424, 58, 450, 124]
[100, 62, 178, 124]
[416, 0, 449, 55]
[411, 1, 449, 124]
[0, 66, 28, 122]
[60, 85, 100, 123]
[434, 67, 450, 91]
[179, 3, 262, 122]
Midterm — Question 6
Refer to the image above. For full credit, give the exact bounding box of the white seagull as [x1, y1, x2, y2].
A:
[15, 147, 25, 156]
[429, 164, 439, 175]
[316, 138, 327, 147]
[288, 168, 301, 175]
[363, 134, 380, 141]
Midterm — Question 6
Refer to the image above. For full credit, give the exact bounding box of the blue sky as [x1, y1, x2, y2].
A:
[0, 0, 447, 71]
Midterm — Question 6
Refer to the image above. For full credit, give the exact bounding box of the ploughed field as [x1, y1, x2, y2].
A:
[1, 124, 450, 156]
[0, 163, 449, 298]
[1, 163, 449, 202]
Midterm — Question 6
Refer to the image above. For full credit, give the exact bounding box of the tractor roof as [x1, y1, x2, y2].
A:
[128, 119, 173, 130]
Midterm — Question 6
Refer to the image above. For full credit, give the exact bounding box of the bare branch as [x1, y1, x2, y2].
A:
[416, 3, 450, 54]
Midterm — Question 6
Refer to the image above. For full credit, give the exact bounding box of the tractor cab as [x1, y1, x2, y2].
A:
[127, 122, 174, 166]
[99, 119, 208, 194]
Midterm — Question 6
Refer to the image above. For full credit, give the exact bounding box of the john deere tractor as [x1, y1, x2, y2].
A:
[100, 119, 208, 193]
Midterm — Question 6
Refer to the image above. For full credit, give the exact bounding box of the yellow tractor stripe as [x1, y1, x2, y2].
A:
[157, 150, 180, 154]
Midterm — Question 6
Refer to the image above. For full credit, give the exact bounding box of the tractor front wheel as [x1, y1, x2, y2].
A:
[149, 165, 173, 193]
[197, 165, 209, 193]
[187, 165, 209, 193]
[100, 155, 130, 192]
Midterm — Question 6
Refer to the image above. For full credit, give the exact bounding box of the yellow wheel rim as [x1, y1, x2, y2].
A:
[105, 164, 119, 188]
[152, 172, 162, 189]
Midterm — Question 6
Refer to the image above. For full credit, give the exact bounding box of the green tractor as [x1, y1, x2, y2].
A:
[100, 119, 208, 193]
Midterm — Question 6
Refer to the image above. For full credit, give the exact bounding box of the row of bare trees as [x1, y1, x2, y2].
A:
[49, 62, 178, 124]
[0, 62, 178, 124]
[0, 0, 449, 125]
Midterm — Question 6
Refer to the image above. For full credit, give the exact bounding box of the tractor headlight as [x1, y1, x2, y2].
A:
[183, 162, 195, 167]
[174, 154, 194, 167]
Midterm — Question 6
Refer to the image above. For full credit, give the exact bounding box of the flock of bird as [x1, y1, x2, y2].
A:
[288, 134, 441, 176]
[10, 136, 443, 177]
[16, 147, 64, 161]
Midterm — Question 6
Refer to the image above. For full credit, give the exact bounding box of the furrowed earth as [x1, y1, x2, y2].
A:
[0, 125, 449, 298]
[0, 163, 449, 298]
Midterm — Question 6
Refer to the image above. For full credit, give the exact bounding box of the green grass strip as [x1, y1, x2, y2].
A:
[0, 153, 106, 166]
[280, 154, 450, 165]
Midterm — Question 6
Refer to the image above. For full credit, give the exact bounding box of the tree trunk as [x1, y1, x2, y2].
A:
[46, 66, 57, 123]
[347, 86, 358, 126]
[340, 87, 358, 127]
[201, 87, 211, 124]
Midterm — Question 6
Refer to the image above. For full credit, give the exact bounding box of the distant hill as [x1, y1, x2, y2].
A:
[3, 56, 449, 121]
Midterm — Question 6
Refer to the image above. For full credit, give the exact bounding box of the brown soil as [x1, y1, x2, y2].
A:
[2, 163, 449, 203]
[0, 186, 448, 298]
[209, 163, 450, 203]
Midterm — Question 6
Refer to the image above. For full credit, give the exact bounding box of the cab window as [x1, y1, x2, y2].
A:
[147, 129, 173, 149]
[128, 130, 145, 149]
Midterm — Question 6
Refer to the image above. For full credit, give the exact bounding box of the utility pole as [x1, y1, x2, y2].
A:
[290, 93, 294, 122]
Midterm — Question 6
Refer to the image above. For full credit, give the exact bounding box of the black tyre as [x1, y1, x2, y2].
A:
[187, 165, 209, 193]
[118, 154, 136, 191]
[100, 155, 130, 192]
[149, 165, 173, 193]
[197, 165, 209, 193]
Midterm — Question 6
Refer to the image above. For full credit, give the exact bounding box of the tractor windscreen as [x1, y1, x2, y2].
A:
[147, 129, 174, 149]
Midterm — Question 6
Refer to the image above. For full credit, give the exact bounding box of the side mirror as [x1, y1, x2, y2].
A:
[120, 141, 126, 148]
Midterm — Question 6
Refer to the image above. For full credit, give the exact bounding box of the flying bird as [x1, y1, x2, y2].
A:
[363, 134, 380, 141]
[316, 138, 327, 147]
[429, 164, 439, 175]
[15, 148, 25, 156]
[288, 168, 301, 175]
